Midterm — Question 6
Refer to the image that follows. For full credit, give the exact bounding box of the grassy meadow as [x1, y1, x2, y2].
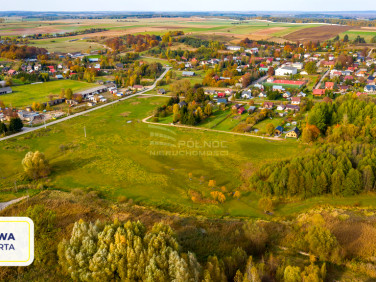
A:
[0, 95, 303, 218]
[1, 80, 93, 107]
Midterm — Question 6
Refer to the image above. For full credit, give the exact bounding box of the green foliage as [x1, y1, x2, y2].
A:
[251, 143, 376, 198]
[304, 61, 318, 75]
[284, 265, 301, 282]
[8, 117, 23, 132]
[304, 226, 342, 262]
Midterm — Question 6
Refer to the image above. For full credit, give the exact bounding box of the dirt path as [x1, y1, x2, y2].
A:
[142, 116, 284, 141]
[0, 196, 28, 211]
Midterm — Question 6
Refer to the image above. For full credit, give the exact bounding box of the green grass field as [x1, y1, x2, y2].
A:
[338, 30, 376, 43]
[2, 95, 376, 218]
[0, 96, 302, 218]
[1, 80, 93, 107]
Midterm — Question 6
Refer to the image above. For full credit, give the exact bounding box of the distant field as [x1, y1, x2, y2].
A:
[0, 80, 93, 107]
[29, 37, 105, 53]
[338, 29, 376, 43]
[0, 18, 328, 51]
[283, 25, 351, 42]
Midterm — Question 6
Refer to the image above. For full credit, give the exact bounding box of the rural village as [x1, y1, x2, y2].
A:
[1, 10, 376, 282]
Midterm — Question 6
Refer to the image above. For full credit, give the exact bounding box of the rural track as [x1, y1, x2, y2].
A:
[142, 116, 284, 141]
[0, 67, 171, 142]
[0, 196, 28, 212]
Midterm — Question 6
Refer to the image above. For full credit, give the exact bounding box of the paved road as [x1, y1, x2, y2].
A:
[0, 68, 171, 142]
[315, 69, 329, 89]
[368, 48, 374, 58]
[0, 196, 28, 211]
[142, 116, 284, 141]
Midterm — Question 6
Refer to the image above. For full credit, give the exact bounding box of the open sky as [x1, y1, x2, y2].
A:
[1, 0, 376, 12]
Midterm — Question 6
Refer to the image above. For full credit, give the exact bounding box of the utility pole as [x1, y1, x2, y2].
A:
[84, 125, 86, 138]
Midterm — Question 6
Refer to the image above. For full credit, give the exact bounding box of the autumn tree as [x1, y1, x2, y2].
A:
[258, 197, 273, 213]
[22, 151, 51, 180]
[266, 123, 275, 136]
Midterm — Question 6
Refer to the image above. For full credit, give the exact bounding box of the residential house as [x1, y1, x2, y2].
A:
[313, 89, 326, 96]
[132, 85, 144, 91]
[285, 104, 300, 112]
[264, 102, 274, 109]
[275, 126, 283, 136]
[238, 106, 246, 114]
[178, 101, 187, 108]
[205, 89, 217, 95]
[277, 104, 286, 111]
[283, 92, 291, 99]
[242, 90, 253, 99]
[325, 82, 335, 90]
[248, 106, 256, 113]
[291, 97, 301, 105]
[217, 92, 226, 98]
[365, 85, 376, 94]
[297, 92, 306, 97]
[285, 127, 301, 138]
[158, 88, 166, 94]
[232, 104, 242, 110]
[66, 99, 79, 106]
[258, 92, 267, 98]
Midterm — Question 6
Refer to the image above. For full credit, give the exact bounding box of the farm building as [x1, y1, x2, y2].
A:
[226, 46, 241, 51]
[286, 127, 301, 138]
[0, 87, 12, 95]
[182, 71, 195, 77]
[77, 85, 108, 98]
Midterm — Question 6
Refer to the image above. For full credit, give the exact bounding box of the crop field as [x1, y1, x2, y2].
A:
[283, 25, 351, 42]
[0, 80, 93, 107]
[0, 96, 304, 218]
[0, 17, 333, 52]
[338, 29, 376, 42]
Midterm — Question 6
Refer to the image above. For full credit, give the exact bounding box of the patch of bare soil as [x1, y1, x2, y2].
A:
[283, 25, 351, 42]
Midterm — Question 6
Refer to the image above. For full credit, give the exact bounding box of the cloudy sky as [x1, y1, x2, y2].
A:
[1, 0, 375, 11]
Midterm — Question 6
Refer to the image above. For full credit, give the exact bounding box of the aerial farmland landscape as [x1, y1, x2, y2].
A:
[1, 1, 376, 281]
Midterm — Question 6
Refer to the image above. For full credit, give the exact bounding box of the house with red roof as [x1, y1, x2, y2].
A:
[313, 89, 326, 96]
[325, 82, 335, 90]
[217, 93, 226, 98]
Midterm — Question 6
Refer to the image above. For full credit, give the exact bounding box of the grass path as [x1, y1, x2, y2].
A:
[142, 115, 284, 141]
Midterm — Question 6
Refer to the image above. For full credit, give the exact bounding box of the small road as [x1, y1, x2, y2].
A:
[0, 67, 171, 142]
[0, 196, 28, 212]
[142, 116, 284, 141]
[315, 69, 329, 89]
[368, 48, 374, 58]
[251, 75, 268, 85]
